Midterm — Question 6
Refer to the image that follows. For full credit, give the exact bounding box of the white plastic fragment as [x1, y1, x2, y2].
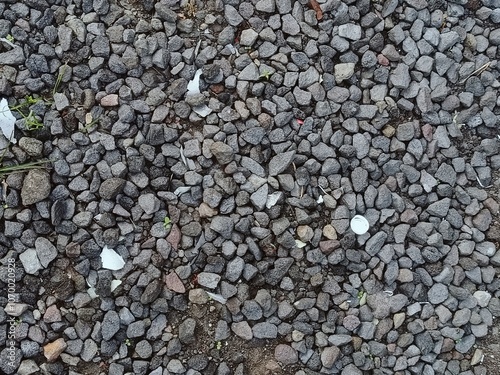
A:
[186, 69, 202, 95]
[0, 98, 16, 143]
[192, 104, 212, 117]
[100, 245, 125, 270]
[206, 291, 227, 304]
[350, 215, 369, 235]
[317, 195, 324, 204]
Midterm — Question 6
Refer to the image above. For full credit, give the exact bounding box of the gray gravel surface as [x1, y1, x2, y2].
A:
[1, 0, 500, 374]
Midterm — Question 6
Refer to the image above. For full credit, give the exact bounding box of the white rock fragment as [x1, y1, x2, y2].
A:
[100, 246, 125, 270]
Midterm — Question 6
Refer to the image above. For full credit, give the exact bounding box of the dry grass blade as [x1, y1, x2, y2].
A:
[0, 159, 52, 177]
[459, 61, 491, 84]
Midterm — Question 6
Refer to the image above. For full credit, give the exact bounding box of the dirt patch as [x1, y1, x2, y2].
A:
[476, 323, 500, 373]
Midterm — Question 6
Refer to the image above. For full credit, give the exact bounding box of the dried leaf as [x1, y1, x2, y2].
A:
[309, 0, 323, 20]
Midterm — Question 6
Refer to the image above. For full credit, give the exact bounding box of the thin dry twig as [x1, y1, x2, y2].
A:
[459, 61, 491, 84]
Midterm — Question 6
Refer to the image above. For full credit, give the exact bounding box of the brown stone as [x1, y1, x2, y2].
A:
[166, 224, 181, 250]
[44, 338, 67, 362]
[44, 305, 62, 323]
[165, 271, 185, 293]
[198, 202, 218, 218]
[319, 240, 341, 254]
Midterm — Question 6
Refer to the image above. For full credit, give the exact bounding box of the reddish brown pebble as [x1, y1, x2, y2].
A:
[165, 271, 186, 293]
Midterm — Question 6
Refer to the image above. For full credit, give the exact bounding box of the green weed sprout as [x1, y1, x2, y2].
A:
[259, 70, 273, 80]
[8, 95, 46, 131]
[53, 62, 68, 96]
[163, 216, 172, 229]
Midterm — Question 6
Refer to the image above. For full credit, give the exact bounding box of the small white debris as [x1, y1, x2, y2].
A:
[0, 98, 16, 143]
[110, 280, 122, 292]
[174, 186, 191, 196]
[206, 291, 227, 304]
[186, 69, 202, 95]
[266, 192, 282, 209]
[295, 239, 307, 248]
[350, 215, 369, 235]
[192, 104, 212, 117]
[100, 245, 125, 271]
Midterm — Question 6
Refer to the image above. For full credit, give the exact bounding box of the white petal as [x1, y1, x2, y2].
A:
[0, 98, 16, 143]
[100, 245, 125, 270]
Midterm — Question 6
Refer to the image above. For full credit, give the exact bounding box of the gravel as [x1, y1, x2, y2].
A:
[1, 1, 500, 374]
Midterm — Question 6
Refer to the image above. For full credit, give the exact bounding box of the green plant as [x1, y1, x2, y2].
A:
[6, 34, 14, 43]
[0, 160, 52, 178]
[163, 216, 172, 229]
[216, 341, 223, 350]
[53, 62, 68, 96]
[259, 70, 273, 80]
[124, 339, 132, 347]
[8, 95, 46, 131]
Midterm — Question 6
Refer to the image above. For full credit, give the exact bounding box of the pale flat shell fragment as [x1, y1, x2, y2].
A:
[110, 280, 122, 292]
[193, 104, 212, 117]
[100, 245, 125, 270]
[187, 69, 202, 95]
[0, 98, 16, 143]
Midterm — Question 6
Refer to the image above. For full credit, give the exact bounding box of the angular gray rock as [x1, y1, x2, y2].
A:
[269, 151, 296, 176]
[21, 170, 51, 205]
